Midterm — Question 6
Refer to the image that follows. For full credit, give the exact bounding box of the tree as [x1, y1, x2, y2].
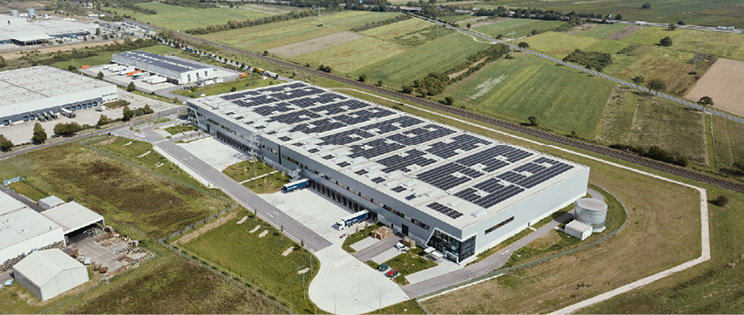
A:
[230, 86, 237, 92]
[659, 36, 673, 46]
[734, 160, 744, 173]
[641, 2, 651, 9]
[667, 23, 676, 31]
[631, 75, 645, 85]
[647, 79, 667, 94]
[444, 96, 454, 105]
[0, 134, 13, 151]
[97, 71, 104, 80]
[466, 22, 472, 29]
[122, 106, 135, 121]
[53, 122, 82, 135]
[126, 81, 136, 92]
[697, 96, 714, 107]
[97, 114, 112, 127]
[95, 28, 101, 36]
[263, 50, 269, 56]
[528, 116, 539, 126]
[0, 56, 6, 68]
[401, 84, 413, 94]
[715, 195, 729, 207]
[32, 123, 47, 143]
[677, 20, 685, 25]
[67, 65, 77, 72]
[518, 41, 529, 48]
[530, 29, 538, 35]
[358, 74, 367, 82]
[615, 14, 623, 20]
[377, 80, 383, 86]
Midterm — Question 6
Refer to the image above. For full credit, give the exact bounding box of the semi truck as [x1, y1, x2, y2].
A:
[335, 210, 370, 230]
[59, 108, 76, 118]
[282, 178, 309, 193]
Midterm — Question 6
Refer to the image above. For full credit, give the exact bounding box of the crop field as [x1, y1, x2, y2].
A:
[576, 24, 629, 38]
[596, 87, 707, 164]
[107, 2, 270, 31]
[360, 18, 432, 40]
[0, 247, 284, 314]
[473, 18, 566, 39]
[181, 208, 320, 313]
[621, 27, 744, 61]
[269, 31, 363, 58]
[446, 54, 615, 137]
[294, 37, 407, 74]
[710, 115, 744, 174]
[0, 139, 230, 240]
[522, 31, 630, 58]
[202, 11, 400, 52]
[686, 58, 744, 117]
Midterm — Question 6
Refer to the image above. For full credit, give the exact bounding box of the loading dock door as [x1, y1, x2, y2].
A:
[402, 224, 409, 236]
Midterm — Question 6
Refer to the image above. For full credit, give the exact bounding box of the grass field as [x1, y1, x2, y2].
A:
[576, 24, 629, 38]
[376, 299, 427, 314]
[522, 31, 630, 58]
[294, 36, 407, 74]
[202, 11, 400, 52]
[710, 115, 744, 177]
[360, 18, 432, 40]
[107, 2, 271, 31]
[223, 159, 274, 183]
[596, 87, 708, 164]
[7, 180, 48, 202]
[342, 222, 383, 253]
[473, 18, 566, 39]
[0, 246, 283, 313]
[446, 54, 615, 137]
[181, 208, 320, 313]
[621, 27, 744, 61]
[243, 171, 289, 194]
[0, 138, 230, 240]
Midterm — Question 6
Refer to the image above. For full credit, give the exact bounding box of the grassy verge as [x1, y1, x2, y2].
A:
[243, 171, 289, 194]
[179, 207, 320, 313]
[384, 247, 437, 285]
[341, 222, 383, 253]
[163, 125, 197, 135]
[468, 228, 531, 266]
[7, 180, 49, 202]
[222, 159, 275, 183]
[376, 299, 427, 314]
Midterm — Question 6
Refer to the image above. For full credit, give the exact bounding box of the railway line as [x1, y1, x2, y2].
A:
[133, 19, 744, 194]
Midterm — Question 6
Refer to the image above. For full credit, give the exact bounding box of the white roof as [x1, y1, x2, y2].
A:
[0, 190, 27, 215]
[12, 249, 85, 287]
[41, 201, 102, 234]
[0, 207, 61, 250]
[39, 195, 65, 207]
[565, 220, 592, 233]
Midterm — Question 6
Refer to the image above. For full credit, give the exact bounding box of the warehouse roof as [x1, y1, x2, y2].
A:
[12, 249, 84, 287]
[0, 206, 62, 250]
[0, 66, 115, 117]
[39, 195, 65, 209]
[189, 82, 589, 229]
[0, 190, 27, 215]
[41, 201, 103, 234]
[113, 51, 212, 74]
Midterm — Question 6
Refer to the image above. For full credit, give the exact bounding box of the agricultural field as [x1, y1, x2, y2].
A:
[0, 247, 284, 314]
[621, 27, 744, 61]
[686, 58, 744, 117]
[181, 208, 320, 313]
[710, 115, 744, 175]
[575, 24, 629, 38]
[0, 138, 230, 240]
[596, 87, 708, 164]
[446, 54, 615, 137]
[294, 36, 407, 74]
[522, 31, 630, 58]
[473, 18, 566, 39]
[106, 2, 271, 31]
[360, 17, 432, 40]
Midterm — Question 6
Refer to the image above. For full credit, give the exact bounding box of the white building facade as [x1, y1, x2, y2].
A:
[112, 51, 217, 84]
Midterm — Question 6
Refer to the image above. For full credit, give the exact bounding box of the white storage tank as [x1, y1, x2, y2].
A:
[26, 8, 35, 17]
[575, 198, 607, 232]
[10, 9, 19, 17]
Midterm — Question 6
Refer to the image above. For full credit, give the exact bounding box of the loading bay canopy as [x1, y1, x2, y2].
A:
[41, 201, 104, 235]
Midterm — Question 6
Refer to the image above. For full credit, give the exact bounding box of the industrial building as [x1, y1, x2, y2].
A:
[12, 249, 89, 301]
[187, 82, 590, 263]
[112, 51, 217, 84]
[0, 191, 64, 264]
[0, 14, 99, 45]
[0, 66, 119, 126]
[41, 201, 104, 235]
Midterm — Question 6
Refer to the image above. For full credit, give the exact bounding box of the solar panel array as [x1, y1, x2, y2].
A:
[196, 82, 581, 222]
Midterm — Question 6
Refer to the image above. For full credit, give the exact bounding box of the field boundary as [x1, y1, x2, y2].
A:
[332, 87, 710, 313]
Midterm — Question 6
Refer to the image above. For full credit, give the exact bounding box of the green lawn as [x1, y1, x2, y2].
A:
[473, 18, 566, 39]
[243, 171, 289, 194]
[446, 54, 615, 137]
[7, 180, 48, 202]
[172, 75, 275, 98]
[222, 159, 275, 183]
[595, 87, 708, 164]
[163, 124, 197, 135]
[0, 246, 284, 313]
[522, 31, 630, 58]
[384, 248, 438, 284]
[106, 2, 271, 31]
[342, 222, 383, 253]
[181, 208, 320, 313]
[621, 27, 744, 61]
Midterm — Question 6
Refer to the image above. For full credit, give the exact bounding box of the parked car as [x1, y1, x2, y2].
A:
[394, 242, 409, 252]
[386, 268, 399, 278]
[377, 263, 389, 271]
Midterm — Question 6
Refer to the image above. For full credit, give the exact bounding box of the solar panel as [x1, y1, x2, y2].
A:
[427, 202, 463, 219]
[387, 124, 456, 146]
[426, 134, 491, 159]
[376, 149, 437, 173]
[417, 162, 483, 191]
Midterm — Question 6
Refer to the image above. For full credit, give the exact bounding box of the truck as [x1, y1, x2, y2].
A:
[282, 178, 309, 193]
[334, 210, 369, 230]
[59, 108, 76, 118]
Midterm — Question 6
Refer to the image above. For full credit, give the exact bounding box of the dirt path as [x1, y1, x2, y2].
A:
[175, 212, 237, 245]
[449, 57, 487, 79]
[0, 40, 115, 60]
[606, 25, 642, 40]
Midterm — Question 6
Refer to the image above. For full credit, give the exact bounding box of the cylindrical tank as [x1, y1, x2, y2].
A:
[26, 8, 35, 17]
[9, 9, 19, 16]
[575, 198, 607, 232]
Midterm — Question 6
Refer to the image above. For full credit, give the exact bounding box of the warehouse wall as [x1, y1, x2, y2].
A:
[0, 227, 64, 264]
[0, 85, 117, 124]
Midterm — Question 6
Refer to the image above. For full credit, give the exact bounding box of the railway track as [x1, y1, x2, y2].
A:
[135, 20, 744, 194]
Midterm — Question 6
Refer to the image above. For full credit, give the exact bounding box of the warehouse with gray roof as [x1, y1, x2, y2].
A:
[112, 51, 217, 84]
[0, 66, 118, 126]
[187, 82, 590, 263]
[0, 14, 99, 45]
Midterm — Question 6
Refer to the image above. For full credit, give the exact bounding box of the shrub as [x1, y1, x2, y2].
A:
[715, 195, 729, 207]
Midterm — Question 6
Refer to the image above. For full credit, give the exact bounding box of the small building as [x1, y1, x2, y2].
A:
[1, 191, 64, 264]
[564, 220, 592, 240]
[12, 249, 89, 301]
[39, 196, 65, 210]
[41, 201, 104, 236]
[112, 51, 217, 84]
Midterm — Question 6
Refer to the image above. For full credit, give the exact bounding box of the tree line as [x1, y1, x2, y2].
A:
[350, 14, 411, 32]
[610, 144, 689, 167]
[562, 49, 613, 72]
[184, 9, 320, 35]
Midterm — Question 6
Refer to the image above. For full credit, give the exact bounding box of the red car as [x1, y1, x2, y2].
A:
[386, 268, 399, 278]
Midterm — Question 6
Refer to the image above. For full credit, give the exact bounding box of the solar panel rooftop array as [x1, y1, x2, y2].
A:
[190, 82, 588, 228]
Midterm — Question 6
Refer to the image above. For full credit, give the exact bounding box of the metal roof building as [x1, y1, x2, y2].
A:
[0, 66, 118, 126]
[39, 196, 65, 210]
[12, 249, 88, 301]
[41, 201, 104, 235]
[0, 191, 64, 264]
[112, 51, 217, 84]
[0, 14, 98, 45]
[187, 82, 590, 263]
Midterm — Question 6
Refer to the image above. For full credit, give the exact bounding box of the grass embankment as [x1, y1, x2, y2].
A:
[7, 181, 49, 202]
[172, 75, 275, 98]
[342, 222, 383, 253]
[384, 248, 438, 285]
[0, 245, 284, 313]
[180, 208, 320, 313]
[106, 2, 271, 31]
[223, 159, 275, 182]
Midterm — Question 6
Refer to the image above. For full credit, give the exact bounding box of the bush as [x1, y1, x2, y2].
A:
[53, 122, 83, 135]
[401, 84, 413, 94]
[715, 195, 729, 207]
[358, 74, 367, 82]
[610, 144, 688, 166]
[562, 49, 613, 72]
[0, 134, 12, 151]
[659, 36, 673, 47]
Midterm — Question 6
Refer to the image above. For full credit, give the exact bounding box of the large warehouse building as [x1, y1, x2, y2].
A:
[187, 82, 590, 263]
[0, 66, 119, 126]
[12, 249, 89, 301]
[112, 51, 217, 84]
[0, 191, 65, 264]
[0, 14, 99, 45]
